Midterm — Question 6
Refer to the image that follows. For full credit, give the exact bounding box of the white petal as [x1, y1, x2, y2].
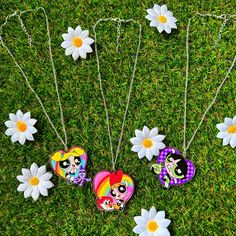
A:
[40, 173, 53, 181]
[68, 27, 75, 36]
[216, 123, 228, 131]
[37, 165, 46, 177]
[141, 209, 149, 219]
[224, 118, 233, 126]
[154, 142, 166, 149]
[142, 126, 150, 138]
[17, 183, 28, 192]
[19, 134, 26, 145]
[17, 175, 29, 182]
[223, 135, 231, 146]
[11, 132, 20, 142]
[158, 219, 171, 228]
[135, 129, 143, 139]
[62, 33, 71, 41]
[9, 113, 17, 121]
[216, 131, 227, 139]
[39, 185, 48, 196]
[28, 119, 37, 126]
[30, 163, 38, 176]
[165, 11, 173, 17]
[4, 120, 15, 128]
[81, 30, 89, 39]
[133, 225, 145, 234]
[146, 14, 156, 21]
[168, 16, 177, 23]
[164, 25, 171, 34]
[134, 216, 145, 225]
[16, 110, 23, 119]
[168, 21, 177, 29]
[140, 232, 148, 236]
[150, 21, 159, 27]
[61, 41, 72, 48]
[130, 137, 142, 145]
[155, 228, 170, 236]
[41, 180, 54, 189]
[151, 146, 160, 156]
[65, 46, 75, 56]
[32, 187, 40, 201]
[230, 136, 236, 148]
[153, 135, 165, 142]
[155, 211, 165, 221]
[233, 116, 236, 125]
[150, 127, 158, 138]
[157, 25, 164, 33]
[147, 9, 157, 16]
[75, 25, 82, 36]
[132, 145, 142, 152]
[72, 48, 80, 60]
[28, 126, 37, 134]
[146, 149, 154, 161]
[24, 131, 34, 141]
[154, 4, 161, 15]
[84, 37, 94, 45]
[79, 47, 87, 59]
[149, 206, 157, 219]
[138, 148, 146, 159]
[5, 128, 16, 136]
[160, 5, 168, 14]
[22, 112, 30, 121]
[22, 168, 31, 177]
[24, 186, 33, 198]
[83, 44, 93, 53]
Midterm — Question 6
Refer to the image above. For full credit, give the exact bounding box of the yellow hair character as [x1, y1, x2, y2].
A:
[51, 147, 85, 161]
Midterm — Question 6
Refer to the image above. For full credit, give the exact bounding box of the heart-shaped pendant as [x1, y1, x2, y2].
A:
[50, 146, 91, 186]
[93, 170, 135, 211]
[151, 147, 195, 189]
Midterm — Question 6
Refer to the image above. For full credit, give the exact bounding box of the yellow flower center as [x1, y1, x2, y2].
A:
[16, 121, 27, 132]
[227, 125, 236, 134]
[73, 37, 83, 47]
[147, 220, 159, 233]
[158, 15, 167, 23]
[142, 139, 153, 148]
[29, 176, 40, 186]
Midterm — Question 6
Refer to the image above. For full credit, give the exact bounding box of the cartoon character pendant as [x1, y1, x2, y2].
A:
[93, 170, 135, 212]
[50, 146, 91, 186]
[151, 147, 195, 189]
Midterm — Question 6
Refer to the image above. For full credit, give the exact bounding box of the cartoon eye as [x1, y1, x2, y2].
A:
[117, 202, 121, 206]
[74, 156, 81, 165]
[110, 190, 116, 197]
[118, 185, 126, 193]
[59, 159, 70, 169]
[177, 169, 182, 174]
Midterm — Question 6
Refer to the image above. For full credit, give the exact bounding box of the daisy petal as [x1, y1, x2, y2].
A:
[62, 33, 71, 41]
[160, 5, 168, 14]
[156, 227, 170, 236]
[216, 123, 228, 131]
[224, 117, 233, 126]
[17, 183, 28, 192]
[134, 216, 144, 225]
[37, 165, 46, 177]
[5, 128, 16, 136]
[146, 15, 156, 21]
[223, 135, 231, 146]
[150, 127, 158, 138]
[22, 112, 30, 121]
[146, 149, 153, 161]
[11, 132, 20, 143]
[61, 41, 72, 48]
[164, 25, 171, 34]
[24, 186, 33, 198]
[81, 30, 89, 39]
[150, 21, 159, 27]
[130, 137, 142, 145]
[155, 211, 165, 221]
[135, 129, 143, 139]
[216, 131, 227, 139]
[142, 126, 150, 137]
[28, 119, 37, 126]
[30, 163, 38, 176]
[153, 135, 165, 142]
[138, 148, 146, 159]
[19, 134, 26, 145]
[32, 187, 40, 201]
[75, 25, 82, 35]
[17, 175, 29, 182]
[28, 126, 37, 134]
[83, 44, 93, 53]
[84, 37, 94, 45]
[133, 225, 145, 234]
[9, 113, 17, 121]
[4, 120, 15, 128]
[22, 168, 32, 177]
[154, 4, 161, 15]
[155, 142, 166, 149]
[233, 116, 236, 125]
[39, 185, 48, 196]
[149, 206, 157, 219]
[165, 11, 173, 17]
[158, 219, 171, 228]
[16, 110, 23, 119]
[65, 46, 75, 56]
[40, 173, 53, 181]
[24, 131, 34, 141]
[41, 180, 54, 189]
[230, 137, 236, 148]
[132, 145, 141, 152]
[72, 48, 80, 60]
[68, 27, 75, 36]
[157, 25, 164, 33]
[79, 47, 87, 59]
[147, 9, 157, 16]
[141, 209, 149, 219]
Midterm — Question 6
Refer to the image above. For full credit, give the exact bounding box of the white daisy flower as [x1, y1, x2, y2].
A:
[130, 126, 166, 161]
[4, 110, 37, 145]
[145, 4, 177, 34]
[61, 25, 94, 60]
[216, 115, 236, 148]
[133, 206, 171, 236]
[17, 163, 54, 201]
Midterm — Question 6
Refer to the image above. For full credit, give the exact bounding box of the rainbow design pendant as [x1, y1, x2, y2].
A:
[50, 146, 91, 186]
[93, 170, 135, 212]
[151, 147, 195, 189]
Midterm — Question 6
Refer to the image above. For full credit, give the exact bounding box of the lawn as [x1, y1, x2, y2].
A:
[0, 0, 235, 235]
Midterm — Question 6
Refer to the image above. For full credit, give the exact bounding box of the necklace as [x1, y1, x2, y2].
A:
[92, 18, 142, 212]
[0, 7, 91, 186]
[151, 12, 236, 189]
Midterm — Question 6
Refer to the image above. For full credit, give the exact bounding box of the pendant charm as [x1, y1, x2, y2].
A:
[93, 170, 135, 212]
[50, 146, 91, 186]
[151, 147, 195, 189]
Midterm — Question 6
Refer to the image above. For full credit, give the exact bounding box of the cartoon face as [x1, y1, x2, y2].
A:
[59, 155, 81, 174]
[110, 181, 128, 200]
[113, 200, 124, 211]
[165, 153, 187, 180]
[97, 196, 114, 211]
[78, 168, 86, 179]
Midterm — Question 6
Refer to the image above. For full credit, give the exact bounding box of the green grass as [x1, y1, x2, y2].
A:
[0, 0, 235, 235]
